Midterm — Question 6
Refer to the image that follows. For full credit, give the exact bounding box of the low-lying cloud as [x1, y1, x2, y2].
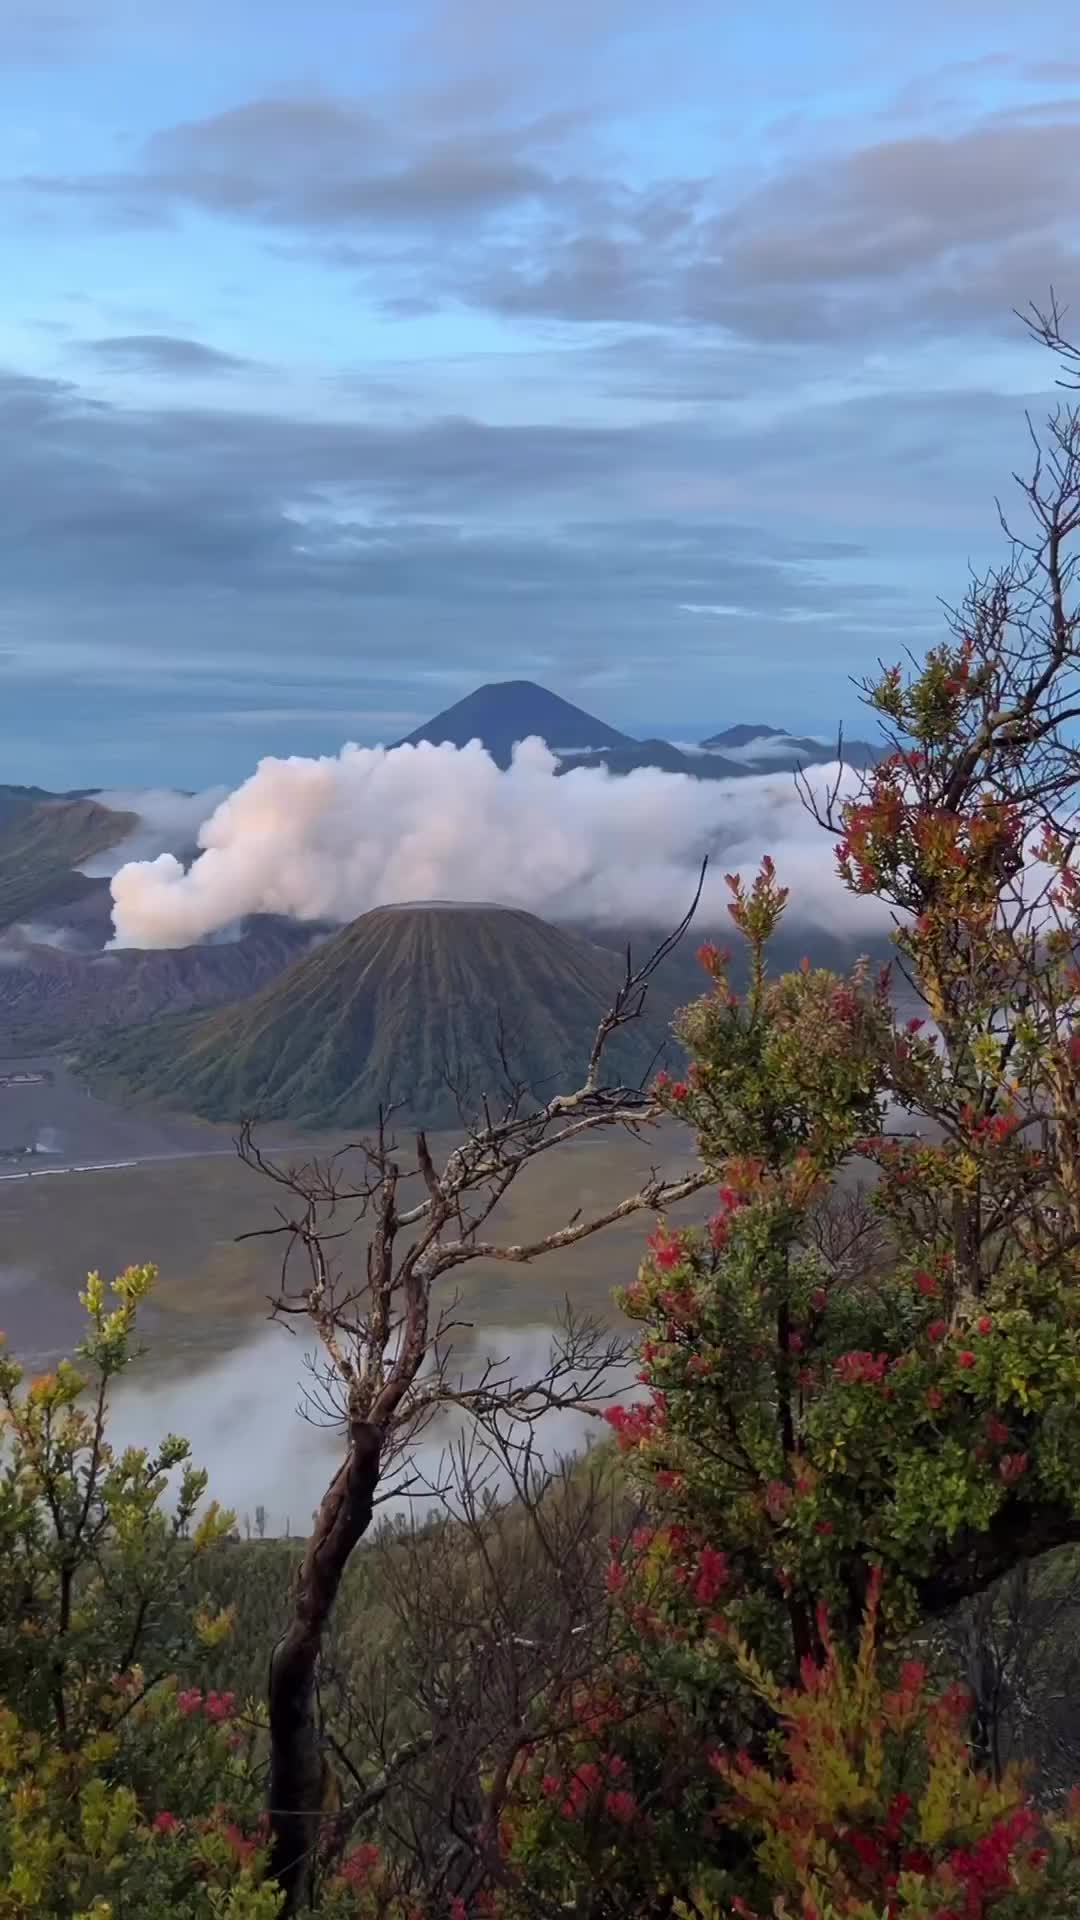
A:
[83, 785, 230, 877]
[108, 1322, 630, 1538]
[108, 738, 897, 948]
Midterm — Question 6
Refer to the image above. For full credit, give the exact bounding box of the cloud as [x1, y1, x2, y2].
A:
[144, 96, 569, 228]
[686, 119, 1080, 334]
[0, 337, 1060, 794]
[1024, 60, 1080, 83]
[460, 118, 1079, 341]
[0, 360, 916, 687]
[18, 95, 579, 245]
[15, 81, 1077, 344]
[80, 334, 254, 376]
[108, 736, 895, 948]
[0, 922, 82, 952]
[0, 3, 93, 64]
[79, 787, 230, 876]
[109, 1320, 631, 1537]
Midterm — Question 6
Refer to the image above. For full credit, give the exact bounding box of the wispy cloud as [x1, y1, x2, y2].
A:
[79, 334, 255, 376]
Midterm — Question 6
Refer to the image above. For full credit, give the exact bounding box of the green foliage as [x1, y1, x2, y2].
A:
[0, 1697, 280, 1919]
[0, 1263, 235, 1744]
[0, 1270, 282, 1918]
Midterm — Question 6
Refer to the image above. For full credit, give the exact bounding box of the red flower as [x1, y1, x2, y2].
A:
[604, 1789, 637, 1825]
[692, 1545, 729, 1606]
[603, 1401, 664, 1452]
[985, 1414, 1010, 1445]
[925, 1387, 944, 1411]
[152, 1810, 179, 1835]
[999, 1452, 1030, 1485]
[833, 1350, 888, 1385]
[176, 1687, 203, 1718]
[849, 1831, 883, 1869]
[914, 1270, 939, 1297]
[765, 1480, 793, 1521]
[221, 1823, 257, 1865]
[339, 1843, 380, 1887]
[956, 1349, 976, 1369]
[976, 1315, 993, 1335]
[927, 1320, 948, 1342]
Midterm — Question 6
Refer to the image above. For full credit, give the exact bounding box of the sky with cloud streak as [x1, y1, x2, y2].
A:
[0, 0, 1078, 787]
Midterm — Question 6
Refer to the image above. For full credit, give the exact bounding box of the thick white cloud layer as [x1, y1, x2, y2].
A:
[108, 738, 898, 948]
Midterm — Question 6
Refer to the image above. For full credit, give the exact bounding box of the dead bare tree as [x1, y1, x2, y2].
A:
[310, 1425, 649, 1913]
[928, 1551, 1080, 1800]
[799, 1178, 894, 1283]
[234, 872, 713, 1912]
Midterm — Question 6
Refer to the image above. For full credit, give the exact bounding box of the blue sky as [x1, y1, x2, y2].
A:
[1, 0, 1078, 787]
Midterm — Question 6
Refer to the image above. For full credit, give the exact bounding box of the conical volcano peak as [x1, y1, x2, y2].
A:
[79, 900, 680, 1130]
[394, 681, 633, 767]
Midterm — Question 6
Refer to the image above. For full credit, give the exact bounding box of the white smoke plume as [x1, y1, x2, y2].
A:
[109, 738, 897, 949]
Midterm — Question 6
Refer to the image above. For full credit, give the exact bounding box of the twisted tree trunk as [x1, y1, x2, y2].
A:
[268, 1418, 382, 1914]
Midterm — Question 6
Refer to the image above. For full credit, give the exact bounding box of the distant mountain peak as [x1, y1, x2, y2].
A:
[393, 683, 881, 781]
[699, 723, 791, 749]
[394, 680, 634, 768]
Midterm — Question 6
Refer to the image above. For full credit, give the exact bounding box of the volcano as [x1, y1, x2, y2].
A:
[393, 680, 631, 768]
[77, 903, 684, 1129]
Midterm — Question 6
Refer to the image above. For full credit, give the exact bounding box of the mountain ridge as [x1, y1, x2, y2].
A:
[0, 796, 138, 932]
[396, 680, 881, 777]
[0, 915, 326, 1051]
